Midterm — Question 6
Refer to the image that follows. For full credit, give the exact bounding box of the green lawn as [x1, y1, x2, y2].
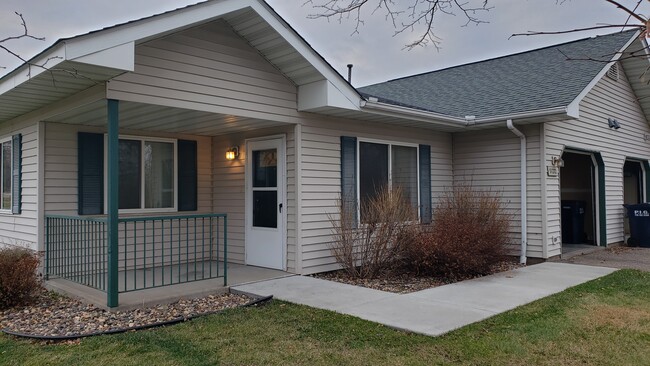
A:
[1, 269, 650, 366]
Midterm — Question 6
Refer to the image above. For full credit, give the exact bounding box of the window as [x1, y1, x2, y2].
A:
[0, 140, 11, 210]
[358, 141, 419, 221]
[109, 136, 177, 211]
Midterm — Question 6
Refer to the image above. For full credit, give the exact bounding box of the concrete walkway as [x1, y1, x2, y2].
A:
[233, 262, 616, 336]
[560, 247, 650, 272]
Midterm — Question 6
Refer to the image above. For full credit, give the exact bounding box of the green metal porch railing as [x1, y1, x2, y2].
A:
[45, 213, 228, 303]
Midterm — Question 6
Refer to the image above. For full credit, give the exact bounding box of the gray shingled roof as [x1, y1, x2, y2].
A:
[358, 31, 636, 119]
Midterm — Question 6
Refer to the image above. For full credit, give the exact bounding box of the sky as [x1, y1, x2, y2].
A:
[0, 0, 648, 87]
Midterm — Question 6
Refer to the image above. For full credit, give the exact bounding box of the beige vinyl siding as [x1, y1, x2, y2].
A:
[0, 120, 39, 250]
[298, 118, 454, 275]
[544, 64, 650, 257]
[453, 125, 544, 258]
[106, 20, 300, 124]
[212, 126, 297, 272]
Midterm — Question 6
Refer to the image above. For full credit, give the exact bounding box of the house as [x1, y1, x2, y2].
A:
[0, 0, 648, 307]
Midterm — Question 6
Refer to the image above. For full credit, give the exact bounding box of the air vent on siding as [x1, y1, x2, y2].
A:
[606, 64, 619, 81]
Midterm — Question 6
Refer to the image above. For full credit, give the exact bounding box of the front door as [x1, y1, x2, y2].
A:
[245, 137, 285, 270]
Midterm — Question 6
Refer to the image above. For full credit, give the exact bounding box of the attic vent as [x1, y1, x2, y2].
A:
[607, 64, 619, 81]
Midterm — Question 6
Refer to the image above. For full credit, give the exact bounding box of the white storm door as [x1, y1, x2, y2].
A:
[245, 137, 286, 270]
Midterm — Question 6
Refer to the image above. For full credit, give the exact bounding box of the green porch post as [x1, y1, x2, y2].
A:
[107, 99, 120, 308]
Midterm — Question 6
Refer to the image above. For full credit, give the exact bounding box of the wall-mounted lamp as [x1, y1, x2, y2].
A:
[608, 118, 621, 130]
[225, 146, 239, 161]
[552, 156, 565, 168]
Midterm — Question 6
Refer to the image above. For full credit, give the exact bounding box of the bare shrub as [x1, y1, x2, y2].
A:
[0, 247, 41, 309]
[406, 182, 512, 277]
[328, 186, 417, 279]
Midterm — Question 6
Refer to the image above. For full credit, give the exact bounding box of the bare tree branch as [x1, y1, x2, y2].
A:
[510, 24, 645, 39]
[511, 1, 649, 40]
[603, 0, 646, 24]
[0, 12, 45, 44]
[621, 0, 644, 31]
[0, 12, 100, 87]
[306, 0, 492, 49]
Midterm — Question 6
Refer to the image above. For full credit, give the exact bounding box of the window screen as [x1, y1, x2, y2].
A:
[359, 142, 388, 221]
[392, 145, 418, 209]
[118, 139, 142, 209]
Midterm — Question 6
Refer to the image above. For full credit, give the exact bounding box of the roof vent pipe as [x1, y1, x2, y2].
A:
[507, 119, 528, 265]
[347, 64, 353, 84]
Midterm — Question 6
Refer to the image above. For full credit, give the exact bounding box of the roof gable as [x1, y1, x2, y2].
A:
[0, 0, 361, 123]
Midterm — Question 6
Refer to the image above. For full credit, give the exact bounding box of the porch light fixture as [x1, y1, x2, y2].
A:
[552, 156, 564, 168]
[225, 146, 239, 161]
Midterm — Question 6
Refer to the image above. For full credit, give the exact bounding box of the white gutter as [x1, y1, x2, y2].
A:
[361, 99, 575, 128]
[360, 99, 468, 127]
[507, 119, 527, 265]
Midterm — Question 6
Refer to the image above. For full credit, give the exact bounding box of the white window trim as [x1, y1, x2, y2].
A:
[356, 138, 421, 223]
[0, 137, 12, 213]
[103, 134, 179, 214]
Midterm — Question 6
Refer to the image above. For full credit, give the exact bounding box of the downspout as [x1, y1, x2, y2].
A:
[507, 119, 527, 265]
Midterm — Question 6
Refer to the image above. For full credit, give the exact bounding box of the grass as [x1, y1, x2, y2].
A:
[1, 269, 650, 365]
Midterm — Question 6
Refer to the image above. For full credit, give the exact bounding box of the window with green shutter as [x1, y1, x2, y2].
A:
[78, 132, 197, 215]
[340, 136, 432, 225]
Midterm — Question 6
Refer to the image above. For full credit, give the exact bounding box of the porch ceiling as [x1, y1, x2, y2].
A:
[223, 8, 324, 86]
[44, 100, 290, 135]
[0, 61, 125, 123]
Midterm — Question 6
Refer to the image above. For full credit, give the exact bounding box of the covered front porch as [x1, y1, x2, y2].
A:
[42, 95, 295, 308]
[0, 6, 348, 307]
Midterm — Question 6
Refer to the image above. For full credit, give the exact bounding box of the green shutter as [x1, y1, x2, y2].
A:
[11, 134, 21, 214]
[78, 132, 104, 215]
[340, 136, 358, 228]
[419, 144, 432, 224]
[178, 139, 198, 211]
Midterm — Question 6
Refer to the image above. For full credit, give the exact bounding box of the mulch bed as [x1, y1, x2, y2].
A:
[313, 260, 523, 294]
[0, 289, 253, 339]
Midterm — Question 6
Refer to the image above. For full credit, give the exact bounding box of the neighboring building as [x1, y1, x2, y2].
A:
[0, 0, 647, 307]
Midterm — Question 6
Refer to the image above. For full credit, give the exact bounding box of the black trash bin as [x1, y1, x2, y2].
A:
[623, 203, 650, 247]
[562, 200, 586, 244]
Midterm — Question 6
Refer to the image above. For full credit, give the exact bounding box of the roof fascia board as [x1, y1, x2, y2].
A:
[253, 0, 362, 109]
[566, 31, 640, 117]
[362, 99, 572, 129]
[298, 79, 360, 111]
[473, 106, 573, 125]
[0, 44, 66, 95]
[71, 41, 135, 72]
[64, 0, 250, 59]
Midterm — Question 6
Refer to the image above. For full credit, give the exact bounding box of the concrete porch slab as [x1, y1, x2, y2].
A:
[46, 263, 290, 311]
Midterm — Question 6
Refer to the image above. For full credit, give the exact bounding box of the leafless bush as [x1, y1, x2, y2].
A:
[328, 186, 417, 279]
[405, 182, 511, 277]
[0, 247, 41, 309]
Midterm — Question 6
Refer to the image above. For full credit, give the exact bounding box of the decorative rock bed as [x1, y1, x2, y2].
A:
[313, 260, 524, 293]
[0, 290, 270, 340]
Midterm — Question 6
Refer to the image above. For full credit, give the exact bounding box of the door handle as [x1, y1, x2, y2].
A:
[279, 203, 283, 213]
